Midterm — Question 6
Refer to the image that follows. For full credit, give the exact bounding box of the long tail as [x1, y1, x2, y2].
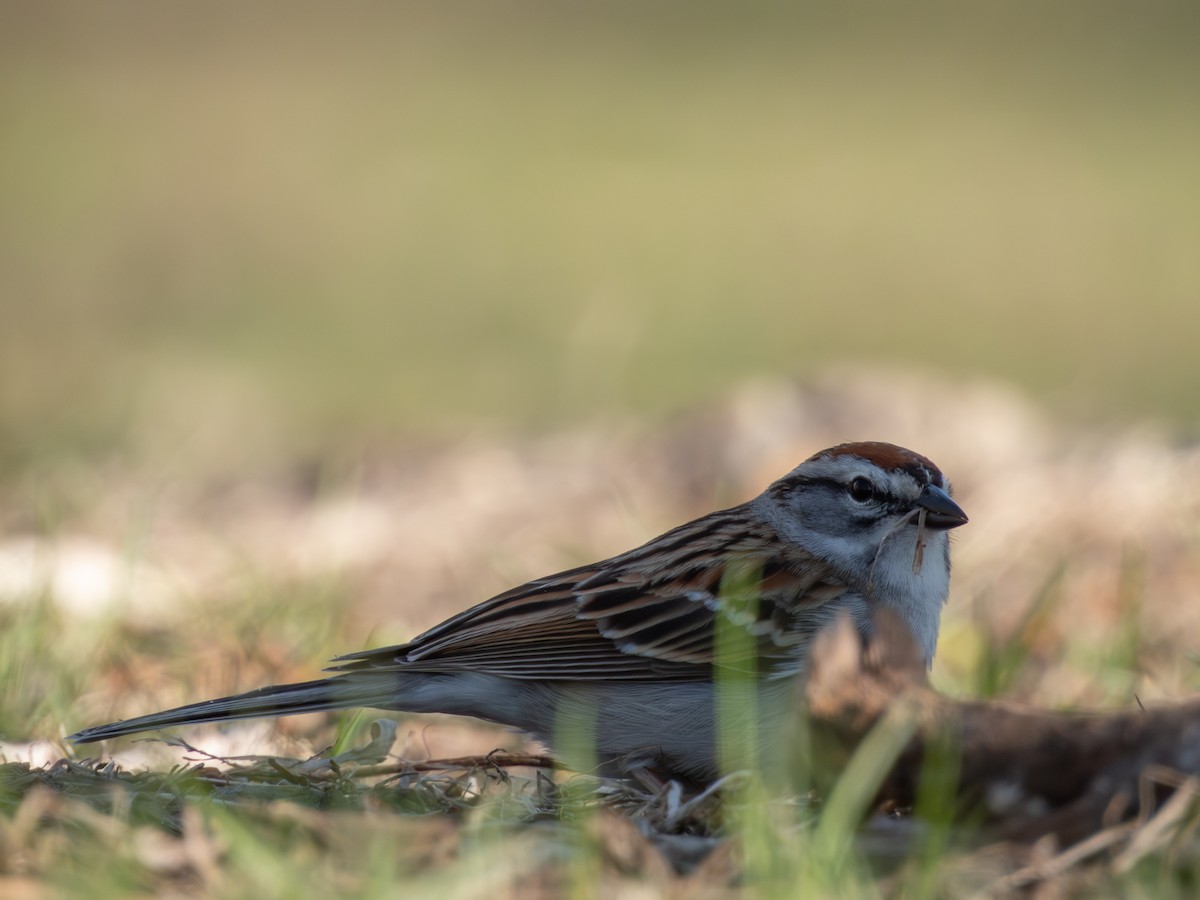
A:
[68, 676, 397, 745]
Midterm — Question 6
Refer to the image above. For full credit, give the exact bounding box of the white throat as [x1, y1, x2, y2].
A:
[862, 527, 951, 663]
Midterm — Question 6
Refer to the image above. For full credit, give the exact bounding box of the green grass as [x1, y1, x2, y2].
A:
[0, 596, 102, 738]
[3, 556, 1199, 896]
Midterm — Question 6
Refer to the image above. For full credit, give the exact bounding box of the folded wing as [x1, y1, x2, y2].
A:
[331, 506, 852, 682]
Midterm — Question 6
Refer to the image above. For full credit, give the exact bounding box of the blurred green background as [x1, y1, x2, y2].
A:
[3, 1, 1198, 476]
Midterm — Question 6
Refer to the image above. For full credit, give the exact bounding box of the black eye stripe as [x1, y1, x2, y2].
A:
[786, 476, 889, 499]
[780, 475, 916, 516]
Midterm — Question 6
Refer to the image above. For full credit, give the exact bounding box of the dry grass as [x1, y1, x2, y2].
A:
[2, 370, 1200, 896]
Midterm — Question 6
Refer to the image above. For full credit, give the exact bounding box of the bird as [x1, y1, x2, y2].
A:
[69, 441, 967, 783]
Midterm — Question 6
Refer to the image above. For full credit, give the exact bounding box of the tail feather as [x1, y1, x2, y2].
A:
[68, 676, 395, 745]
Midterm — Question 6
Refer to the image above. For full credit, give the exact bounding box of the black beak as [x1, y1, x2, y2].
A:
[915, 484, 968, 530]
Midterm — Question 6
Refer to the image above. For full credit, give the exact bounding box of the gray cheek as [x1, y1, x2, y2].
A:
[790, 493, 855, 536]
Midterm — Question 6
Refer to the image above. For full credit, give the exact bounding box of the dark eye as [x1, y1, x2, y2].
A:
[847, 477, 876, 503]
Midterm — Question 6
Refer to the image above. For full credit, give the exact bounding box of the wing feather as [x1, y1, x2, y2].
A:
[330, 504, 854, 681]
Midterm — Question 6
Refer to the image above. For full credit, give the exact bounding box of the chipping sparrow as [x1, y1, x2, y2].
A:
[69, 441, 966, 781]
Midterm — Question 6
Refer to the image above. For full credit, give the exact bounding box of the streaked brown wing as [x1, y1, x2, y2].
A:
[331, 505, 852, 681]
